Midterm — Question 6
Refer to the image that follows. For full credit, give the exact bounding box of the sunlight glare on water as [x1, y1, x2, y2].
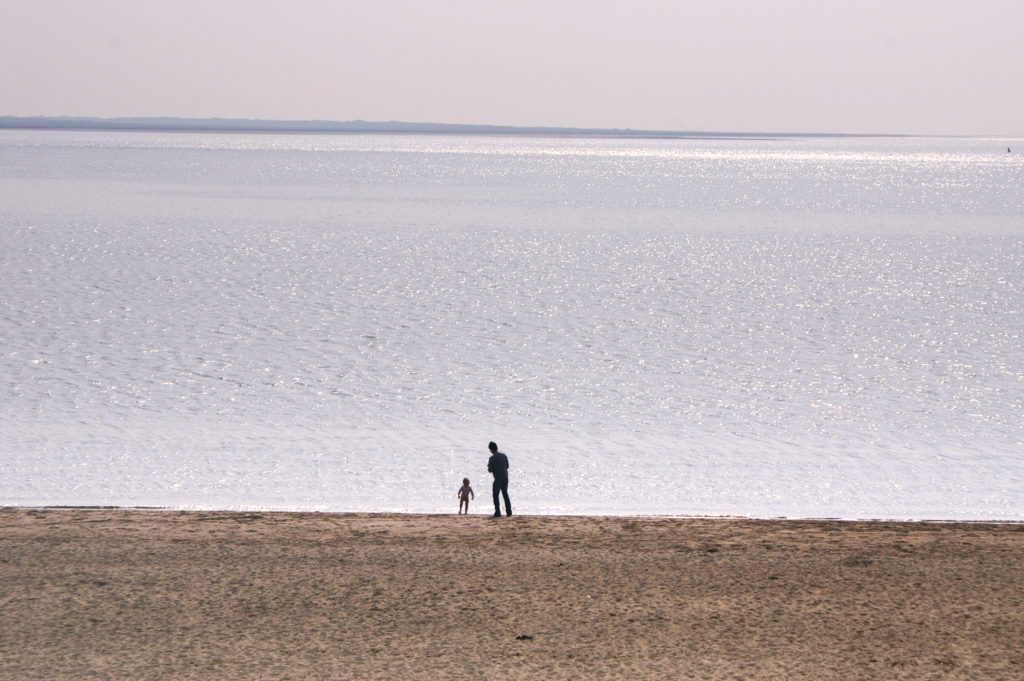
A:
[1, 130, 1022, 518]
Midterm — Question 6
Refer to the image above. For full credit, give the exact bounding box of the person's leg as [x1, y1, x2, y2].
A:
[492, 479, 502, 516]
[500, 480, 511, 516]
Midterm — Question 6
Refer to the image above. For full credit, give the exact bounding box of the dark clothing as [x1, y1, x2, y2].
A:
[487, 452, 509, 481]
[493, 478, 511, 517]
[487, 451, 511, 516]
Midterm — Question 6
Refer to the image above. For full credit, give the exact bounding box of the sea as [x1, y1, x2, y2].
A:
[2, 129, 1022, 519]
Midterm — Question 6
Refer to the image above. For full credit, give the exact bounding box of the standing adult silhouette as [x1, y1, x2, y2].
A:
[487, 441, 512, 517]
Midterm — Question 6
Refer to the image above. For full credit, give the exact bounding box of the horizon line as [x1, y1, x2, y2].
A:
[0, 114, 927, 140]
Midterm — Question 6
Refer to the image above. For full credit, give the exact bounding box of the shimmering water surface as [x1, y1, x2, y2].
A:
[2, 130, 1022, 518]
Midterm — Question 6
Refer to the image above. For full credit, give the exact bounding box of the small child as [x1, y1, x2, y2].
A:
[457, 478, 474, 514]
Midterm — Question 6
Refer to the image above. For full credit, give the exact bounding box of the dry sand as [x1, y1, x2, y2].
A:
[1, 508, 1022, 680]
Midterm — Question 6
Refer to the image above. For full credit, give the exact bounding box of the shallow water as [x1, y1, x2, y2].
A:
[2, 130, 1022, 518]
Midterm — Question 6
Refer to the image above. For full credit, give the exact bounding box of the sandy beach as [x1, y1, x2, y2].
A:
[1, 508, 1022, 680]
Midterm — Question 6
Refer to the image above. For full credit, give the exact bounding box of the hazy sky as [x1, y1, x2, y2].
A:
[2, 0, 1022, 135]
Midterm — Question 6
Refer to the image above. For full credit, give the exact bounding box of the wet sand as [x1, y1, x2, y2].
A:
[1, 508, 1022, 680]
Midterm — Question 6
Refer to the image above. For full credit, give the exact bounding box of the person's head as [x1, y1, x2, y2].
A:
[463, 477, 470, 486]
[488, 441, 497, 453]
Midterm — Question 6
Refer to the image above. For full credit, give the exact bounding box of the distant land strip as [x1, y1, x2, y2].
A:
[0, 116, 898, 139]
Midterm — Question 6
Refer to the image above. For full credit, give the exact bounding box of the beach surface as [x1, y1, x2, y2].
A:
[1, 508, 1022, 680]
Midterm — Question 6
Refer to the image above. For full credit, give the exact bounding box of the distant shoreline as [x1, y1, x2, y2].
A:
[0, 115, 907, 140]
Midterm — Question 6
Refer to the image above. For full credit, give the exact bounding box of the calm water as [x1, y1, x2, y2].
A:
[2, 130, 1022, 518]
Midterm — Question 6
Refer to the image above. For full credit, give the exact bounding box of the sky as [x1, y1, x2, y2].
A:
[1, 0, 1022, 136]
